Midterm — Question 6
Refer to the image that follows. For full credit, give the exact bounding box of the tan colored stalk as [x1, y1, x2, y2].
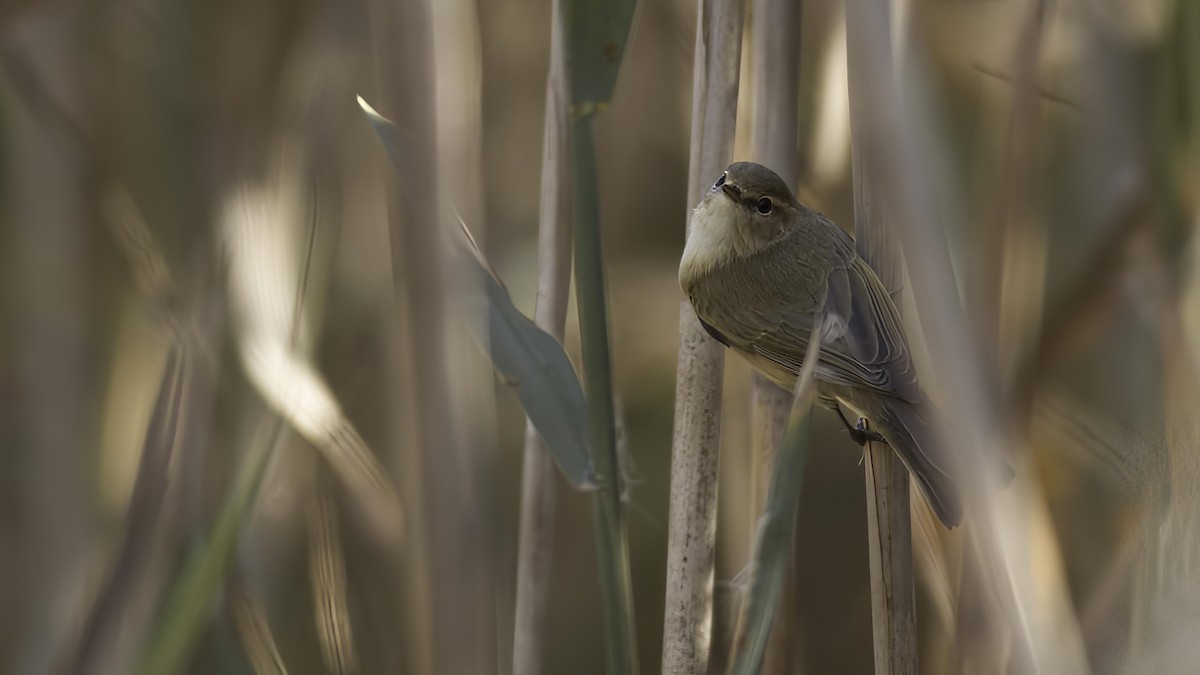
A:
[862, 445, 918, 674]
[367, 0, 489, 672]
[748, 0, 803, 670]
[662, 0, 745, 673]
[845, 1, 1088, 672]
[844, 1, 916, 672]
[512, 3, 572, 673]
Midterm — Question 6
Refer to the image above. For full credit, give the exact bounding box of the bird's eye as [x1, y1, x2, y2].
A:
[756, 197, 773, 215]
[713, 173, 726, 190]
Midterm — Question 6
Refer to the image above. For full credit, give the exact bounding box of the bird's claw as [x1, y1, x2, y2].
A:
[834, 405, 889, 448]
[848, 418, 887, 447]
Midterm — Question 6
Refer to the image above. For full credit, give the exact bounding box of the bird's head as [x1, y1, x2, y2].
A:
[680, 162, 801, 285]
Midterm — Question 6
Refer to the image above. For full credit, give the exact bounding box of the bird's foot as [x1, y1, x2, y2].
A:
[848, 418, 887, 446]
[835, 405, 887, 446]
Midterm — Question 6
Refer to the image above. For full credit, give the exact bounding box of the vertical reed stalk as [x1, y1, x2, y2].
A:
[844, 1, 917, 672]
[662, 1, 744, 673]
[570, 113, 640, 675]
[512, 3, 572, 673]
[862, 445, 917, 674]
[368, 0, 487, 671]
[843, 0, 1081, 671]
[366, 3, 434, 671]
[748, 0, 802, 670]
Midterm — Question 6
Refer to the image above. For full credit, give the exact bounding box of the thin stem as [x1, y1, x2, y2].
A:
[748, 0, 803, 669]
[844, 1, 918, 672]
[571, 113, 640, 675]
[863, 442, 918, 674]
[513, 2, 572, 672]
[662, 1, 744, 672]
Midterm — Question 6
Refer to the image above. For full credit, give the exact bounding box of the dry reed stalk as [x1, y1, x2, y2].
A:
[431, 1, 500, 667]
[512, 3, 572, 674]
[862, 446, 917, 674]
[844, 1, 917, 672]
[367, 0, 486, 671]
[662, 0, 744, 673]
[747, 0, 802, 671]
[848, 1, 1090, 672]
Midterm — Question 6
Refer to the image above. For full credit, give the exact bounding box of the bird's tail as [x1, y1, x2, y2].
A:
[855, 393, 962, 528]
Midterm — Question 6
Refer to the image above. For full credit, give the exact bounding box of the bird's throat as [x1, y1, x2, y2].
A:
[679, 196, 748, 288]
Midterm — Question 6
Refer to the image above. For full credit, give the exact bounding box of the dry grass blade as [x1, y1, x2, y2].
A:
[222, 177, 403, 543]
[229, 588, 289, 675]
[1033, 393, 1161, 500]
[309, 489, 357, 675]
[747, 0, 802, 669]
[662, 1, 743, 672]
[133, 417, 281, 675]
[101, 186, 177, 320]
[135, 147, 372, 675]
[728, 321, 821, 675]
[1134, 282, 1200, 671]
[66, 346, 185, 675]
[1010, 189, 1152, 410]
[974, 0, 1049, 352]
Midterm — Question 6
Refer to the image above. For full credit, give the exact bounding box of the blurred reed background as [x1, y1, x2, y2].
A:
[0, 0, 1197, 674]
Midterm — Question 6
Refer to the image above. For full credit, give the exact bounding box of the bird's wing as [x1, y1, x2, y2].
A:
[745, 256, 919, 400]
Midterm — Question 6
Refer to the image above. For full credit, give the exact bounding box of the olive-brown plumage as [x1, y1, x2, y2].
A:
[679, 161, 961, 527]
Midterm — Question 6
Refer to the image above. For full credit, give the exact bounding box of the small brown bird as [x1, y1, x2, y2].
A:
[679, 161, 961, 527]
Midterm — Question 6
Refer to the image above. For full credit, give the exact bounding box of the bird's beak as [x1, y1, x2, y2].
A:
[720, 183, 741, 201]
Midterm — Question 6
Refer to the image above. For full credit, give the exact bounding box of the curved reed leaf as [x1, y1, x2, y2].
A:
[358, 95, 596, 488]
[471, 254, 596, 487]
[560, 0, 638, 108]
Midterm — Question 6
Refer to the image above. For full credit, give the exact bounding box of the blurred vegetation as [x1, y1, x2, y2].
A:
[1, 0, 1199, 674]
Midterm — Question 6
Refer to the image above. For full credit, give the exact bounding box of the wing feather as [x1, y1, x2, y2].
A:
[744, 256, 917, 400]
